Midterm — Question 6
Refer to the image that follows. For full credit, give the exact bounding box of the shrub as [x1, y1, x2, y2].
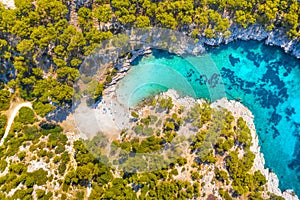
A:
[131, 111, 139, 118]
[17, 107, 36, 124]
[0, 114, 7, 128]
[0, 90, 10, 111]
[0, 160, 8, 172]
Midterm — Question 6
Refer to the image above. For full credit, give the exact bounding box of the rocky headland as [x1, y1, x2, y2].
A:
[211, 97, 298, 200]
[158, 90, 299, 199]
[121, 89, 300, 199]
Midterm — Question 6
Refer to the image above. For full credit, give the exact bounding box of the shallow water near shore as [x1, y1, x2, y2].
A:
[116, 40, 300, 195]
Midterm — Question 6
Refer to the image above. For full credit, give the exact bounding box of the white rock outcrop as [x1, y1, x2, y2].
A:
[198, 24, 300, 59]
[0, 0, 15, 9]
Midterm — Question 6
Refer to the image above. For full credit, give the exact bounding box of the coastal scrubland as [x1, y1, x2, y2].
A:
[0, 90, 288, 199]
[0, 0, 299, 199]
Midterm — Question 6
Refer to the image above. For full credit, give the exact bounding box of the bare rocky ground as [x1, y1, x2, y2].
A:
[0, 0, 15, 9]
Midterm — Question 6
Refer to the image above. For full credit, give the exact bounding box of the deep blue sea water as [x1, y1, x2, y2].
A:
[116, 41, 300, 195]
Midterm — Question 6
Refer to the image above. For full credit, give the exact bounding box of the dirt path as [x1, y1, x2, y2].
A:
[0, 102, 32, 146]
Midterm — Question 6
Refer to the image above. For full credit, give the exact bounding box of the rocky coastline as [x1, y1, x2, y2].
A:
[109, 45, 300, 198]
[197, 24, 300, 59]
[156, 90, 299, 199]
[211, 98, 299, 200]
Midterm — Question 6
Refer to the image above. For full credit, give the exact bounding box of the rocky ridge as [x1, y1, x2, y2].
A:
[198, 24, 300, 59]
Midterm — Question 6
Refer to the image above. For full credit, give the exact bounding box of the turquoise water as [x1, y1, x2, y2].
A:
[116, 41, 300, 195]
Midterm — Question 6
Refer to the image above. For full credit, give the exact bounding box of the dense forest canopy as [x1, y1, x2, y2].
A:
[0, 0, 299, 116]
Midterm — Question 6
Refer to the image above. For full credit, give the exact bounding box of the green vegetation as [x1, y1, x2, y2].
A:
[0, 0, 296, 198]
[0, 110, 70, 199]
[131, 111, 139, 118]
[158, 96, 174, 111]
[0, 90, 10, 111]
[0, 0, 299, 117]
[77, 0, 300, 38]
[186, 103, 212, 128]
[16, 107, 36, 124]
[0, 92, 281, 199]
[0, 114, 7, 138]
